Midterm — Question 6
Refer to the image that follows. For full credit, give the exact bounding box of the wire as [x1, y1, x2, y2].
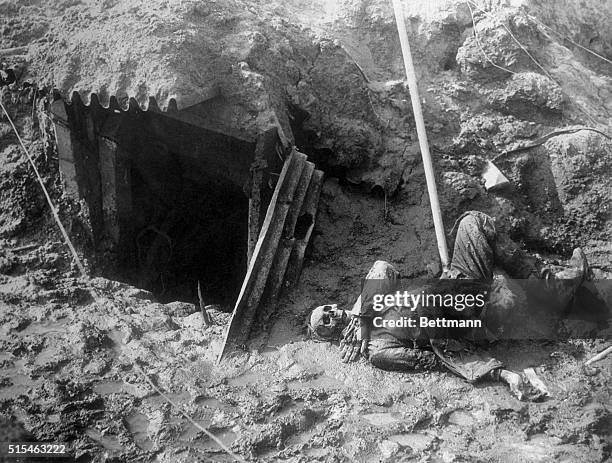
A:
[466, 1, 516, 76]
[0, 98, 89, 279]
[466, 0, 554, 82]
[465, 0, 602, 125]
[526, 14, 612, 68]
[132, 361, 247, 463]
[493, 125, 612, 161]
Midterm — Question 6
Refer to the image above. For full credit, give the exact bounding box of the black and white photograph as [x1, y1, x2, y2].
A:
[0, 0, 610, 461]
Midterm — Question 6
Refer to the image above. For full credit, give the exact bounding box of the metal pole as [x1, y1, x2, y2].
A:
[391, 0, 450, 271]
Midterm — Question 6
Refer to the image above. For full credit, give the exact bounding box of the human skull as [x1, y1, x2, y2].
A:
[308, 304, 346, 341]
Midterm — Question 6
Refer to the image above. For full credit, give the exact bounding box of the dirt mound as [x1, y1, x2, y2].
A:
[0, 253, 610, 461]
[3, 0, 610, 258]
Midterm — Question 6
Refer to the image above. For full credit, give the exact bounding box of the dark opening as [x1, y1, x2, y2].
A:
[52, 95, 275, 308]
[124, 145, 248, 306]
[287, 102, 349, 181]
[294, 213, 313, 240]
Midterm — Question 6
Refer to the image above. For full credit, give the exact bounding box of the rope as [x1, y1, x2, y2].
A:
[1, 96, 246, 463]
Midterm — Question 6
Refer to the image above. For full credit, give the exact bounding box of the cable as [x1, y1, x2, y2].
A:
[132, 361, 246, 463]
[526, 14, 612, 68]
[466, 0, 554, 82]
[0, 98, 89, 279]
[466, 0, 516, 76]
[465, 0, 602, 125]
[493, 126, 612, 161]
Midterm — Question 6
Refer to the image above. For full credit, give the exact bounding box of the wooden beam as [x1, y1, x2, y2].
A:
[52, 119, 81, 200]
[218, 150, 307, 361]
[98, 137, 132, 250]
[98, 137, 120, 244]
[70, 94, 103, 245]
[247, 130, 274, 263]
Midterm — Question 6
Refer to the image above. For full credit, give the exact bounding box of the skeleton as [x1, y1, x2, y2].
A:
[307, 211, 590, 401]
[308, 304, 347, 341]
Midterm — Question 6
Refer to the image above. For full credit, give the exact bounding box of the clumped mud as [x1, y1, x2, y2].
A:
[1, 249, 610, 462]
[1, 0, 612, 461]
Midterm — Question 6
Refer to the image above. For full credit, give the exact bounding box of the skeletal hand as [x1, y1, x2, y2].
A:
[340, 317, 368, 363]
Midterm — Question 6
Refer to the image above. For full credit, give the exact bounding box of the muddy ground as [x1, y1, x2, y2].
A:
[0, 223, 611, 463]
[0, 85, 610, 463]
[1, 0, 612, 462]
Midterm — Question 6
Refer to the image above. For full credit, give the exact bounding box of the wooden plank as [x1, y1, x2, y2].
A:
[98, 137, 120, 244]
[49, 101, 81, 197]
[218, 150, 307, 362]
[285, 170, 324, 287]
[247, 130, 274, 263]
[72, 95, 103, 245]
[264, 160, 314, 303]
[52, 120, 80, 200]
[98, 136, 132, 251]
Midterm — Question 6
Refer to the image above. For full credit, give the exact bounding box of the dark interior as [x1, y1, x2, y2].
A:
[52, 95, 280, 307]
[127, 151, 248, 305]
[101, 107, 254, 307]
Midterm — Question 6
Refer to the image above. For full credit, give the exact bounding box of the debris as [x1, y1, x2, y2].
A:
[482, 160, 510, 191]
[197, 280, 213, 326]
[219, 150, 308, 361]
[9, 243, 38, 252]
[378, 439, 400, 459]
[585, 345, 612, 366]
[523, 367, 550, 398]
[0, 46, 27, 57]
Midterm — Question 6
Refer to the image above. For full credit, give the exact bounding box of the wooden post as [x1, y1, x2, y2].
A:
[218, 150, 307, 362]
[98, 136, 132, 250]
[285, 169, 324, 287]
[50, 96, 103, 249]
[248, 128, 280, 264]
[248, 135, 266, 264]
[98, 137, 120, 244]
[68, 92, 104, 245]
[51, 110, 81, 200]
[391, 0, 450, 270]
